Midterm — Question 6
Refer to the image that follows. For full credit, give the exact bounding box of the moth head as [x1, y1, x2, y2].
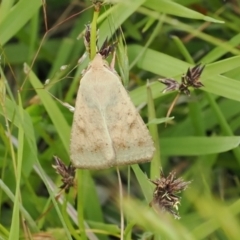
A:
[89, 53, 105, 69]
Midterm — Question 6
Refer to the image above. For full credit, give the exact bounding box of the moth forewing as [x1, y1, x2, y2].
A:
[70, 54, 155, 169]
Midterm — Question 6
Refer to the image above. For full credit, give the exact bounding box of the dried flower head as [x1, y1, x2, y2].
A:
[158, 78, 180, 93]
[84, 24, 91, 54]
[92, 0, 104, 12]
[150, 170, 191, 219]
[52, 156, 76, 193]
[184, 63, 205, 88]
[83, 24, 115, 59]
[83, 24, 99, 55]
[179, 64, 205, 96]
[99, 38, 116, 59]
[159, 63, 205, 96]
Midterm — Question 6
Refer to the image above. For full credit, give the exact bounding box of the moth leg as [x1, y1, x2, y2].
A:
[110, 51, 116, 71]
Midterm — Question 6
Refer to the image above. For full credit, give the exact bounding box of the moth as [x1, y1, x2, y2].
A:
[70, 53, 155, 169]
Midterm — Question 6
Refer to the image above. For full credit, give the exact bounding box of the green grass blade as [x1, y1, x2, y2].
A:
[25, 64, 71, 153]
[144, 0, 224, 23]
[0, 0, 15, 22]
[98, 0, 146, 45]
[9, 93, 24, 240]
[131, 165, 154, 203]
[128, 45, 240, 104]
[147, 82, 161, 178]
[0, 179, 38, 232]
[161, 136, 240, 155]
[0, 0, 42, 45]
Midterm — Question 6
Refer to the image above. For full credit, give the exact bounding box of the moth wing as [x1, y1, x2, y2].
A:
[70, 53, 155, 169]
[70, 78, 115, 169]
[105, 79, 155, 166]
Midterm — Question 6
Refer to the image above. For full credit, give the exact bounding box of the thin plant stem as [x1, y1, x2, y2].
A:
[77, 170, 87, 240]
[116, 167, 124, 240]
[90, 6, 100, 60]
[166, 93, 180, 126]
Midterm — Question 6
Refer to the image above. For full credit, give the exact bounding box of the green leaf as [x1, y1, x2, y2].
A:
[25, 64, 71, 153]
[0, 0, 42, 45]
[160, 137, 240, 155]
[128, 45, 240, 105]
[144, 0, 224, 23]
[98, 0, 146, 45]
[131, 165, 154, 203]
[147, 117, 174, 125]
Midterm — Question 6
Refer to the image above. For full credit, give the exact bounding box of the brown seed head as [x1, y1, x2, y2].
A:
[150, 170, 191, 219]
[52, 156, 76, 193]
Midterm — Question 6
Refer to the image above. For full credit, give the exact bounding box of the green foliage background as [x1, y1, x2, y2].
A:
[1, 0, 240, 239]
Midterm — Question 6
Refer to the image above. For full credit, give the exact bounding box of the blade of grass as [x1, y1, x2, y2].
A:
[0, 179, 38, 231]
[131, 165, 154, 203]
[138, 8, 240, 56]
[190, 195, 240, 239]
[201, 33, 240, 63]
[171, 36, 194, 64]
[144, 0, 224, 23]
[77, 170, 87, 240]
[128, 45, 240, 104]
[147, 82, 161, 178]
[9, 92, 24, 240]
[98, 0, 146, 46]
[0, 0, 42, 45]
[124, 198, 195, 240]
[90, 3, 99, 60]
[205, 93, 240, 165]
[160, 136, 240, 155]
[0, 0, 15, 22]
[25, 63, 70, 153]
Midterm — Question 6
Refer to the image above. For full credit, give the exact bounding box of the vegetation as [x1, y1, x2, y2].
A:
[1, 0, 240, 239]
